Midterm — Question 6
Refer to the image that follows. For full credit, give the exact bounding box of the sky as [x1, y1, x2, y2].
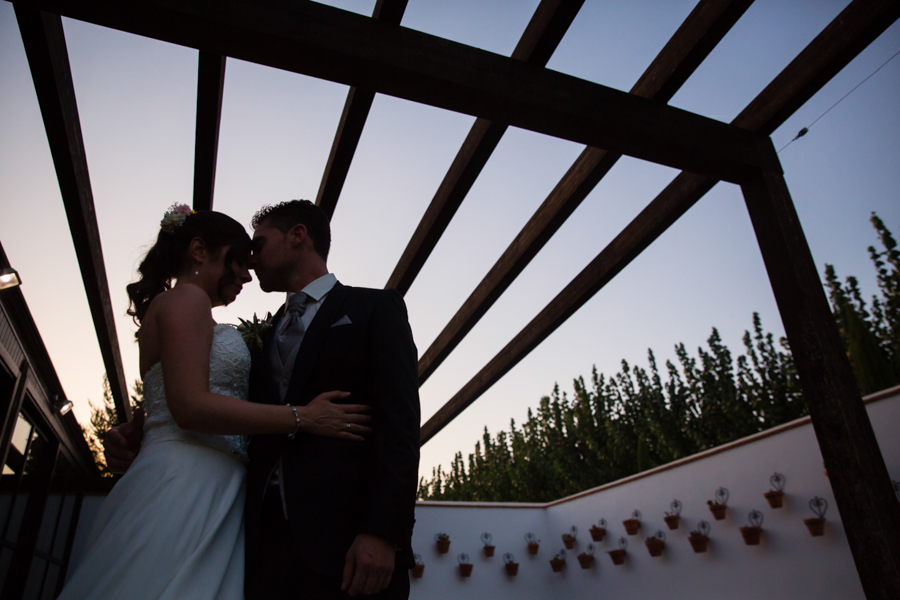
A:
[1, 0, 898, 482]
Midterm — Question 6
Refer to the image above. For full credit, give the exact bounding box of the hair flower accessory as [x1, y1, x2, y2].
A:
[160, 203, 195, 233]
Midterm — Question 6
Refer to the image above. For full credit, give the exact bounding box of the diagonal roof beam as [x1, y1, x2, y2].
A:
[420, 0, 900, 444]
[417, 0, 755, 384]
[316, 0, 408, 220]
[19, 0, 771, 183]
[14, 6, 132, 423]
[192, 50, 226, 211]
[385, 0, 585, 294]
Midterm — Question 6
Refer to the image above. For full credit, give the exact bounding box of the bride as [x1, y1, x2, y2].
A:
[58, 206, 371, 599]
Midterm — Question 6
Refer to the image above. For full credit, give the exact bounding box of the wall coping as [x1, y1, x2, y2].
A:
[417, 383, 900, 510]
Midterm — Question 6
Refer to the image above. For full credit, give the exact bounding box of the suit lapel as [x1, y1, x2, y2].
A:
[284, 282, 351, 405]
[253, 305, 285, 405]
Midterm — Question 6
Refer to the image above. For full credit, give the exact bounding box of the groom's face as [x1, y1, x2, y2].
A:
[250, 222, 293, 292]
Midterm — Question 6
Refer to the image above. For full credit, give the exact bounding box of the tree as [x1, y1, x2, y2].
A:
[83, 375, 144, 476]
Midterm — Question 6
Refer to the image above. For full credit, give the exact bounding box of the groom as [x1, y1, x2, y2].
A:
[244, 200, 420, 599]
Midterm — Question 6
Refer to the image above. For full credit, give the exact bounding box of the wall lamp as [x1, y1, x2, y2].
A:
[0, 267, 22, 290]
[53, 395, 73, 416]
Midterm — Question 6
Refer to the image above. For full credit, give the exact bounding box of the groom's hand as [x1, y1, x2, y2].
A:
[103, 408, 145, 473]
[341, 533, 395, 596]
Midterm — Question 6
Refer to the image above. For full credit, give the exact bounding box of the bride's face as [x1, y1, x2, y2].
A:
[206, 246, 252, 307]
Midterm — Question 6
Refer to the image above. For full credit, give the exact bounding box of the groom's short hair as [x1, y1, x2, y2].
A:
[252, 200, 331, 261]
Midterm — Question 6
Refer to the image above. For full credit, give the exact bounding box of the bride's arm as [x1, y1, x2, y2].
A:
[157, 285, 370, 438]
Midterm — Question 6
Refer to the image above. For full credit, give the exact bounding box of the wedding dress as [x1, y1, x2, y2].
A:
[59, 324, 251, 600]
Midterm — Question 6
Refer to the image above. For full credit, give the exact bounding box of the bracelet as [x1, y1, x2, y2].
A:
[286, 403, 301, 439]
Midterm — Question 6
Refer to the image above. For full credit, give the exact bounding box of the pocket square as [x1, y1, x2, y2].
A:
[330, 315, 352, 328]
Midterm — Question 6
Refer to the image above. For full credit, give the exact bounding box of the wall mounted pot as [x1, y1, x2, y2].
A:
[804, 517, 826, 537]
[527, 542, 540, 555]
[739, 526, 762, 545]
[483, 545, 495, 557]
[623, 519, 640, 535]
[664, 515, 680, 530]
[410, 564, 425, 579]
[589, 525, 606, 541]
[646, 538, 665, 557]
[688, 534, 709, 553]
[562, 534, 576, 550]
[550, 557, 565, 573]
[764, 490, 785, 508]
[435, 534, 451, 554]
[505, 562, 519, 576]
[708, 502, 727, 520]
[459, 563, 473, 577]
[577, 553, 594, 569]
[608, 549, 627, 565]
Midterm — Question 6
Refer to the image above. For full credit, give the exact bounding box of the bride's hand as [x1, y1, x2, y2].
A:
[301, 391, 372, 441]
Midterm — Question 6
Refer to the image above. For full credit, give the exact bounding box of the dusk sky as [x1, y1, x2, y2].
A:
[1, 0, 898, 480]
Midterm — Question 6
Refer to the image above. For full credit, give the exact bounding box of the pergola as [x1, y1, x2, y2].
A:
[7, 0, 900, 596]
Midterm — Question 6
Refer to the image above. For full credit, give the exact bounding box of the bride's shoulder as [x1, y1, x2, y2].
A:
[146, 284, 212, 322]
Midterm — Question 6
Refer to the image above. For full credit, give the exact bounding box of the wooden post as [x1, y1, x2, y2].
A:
[740, 145, 900, 598]
[192, 51, 226, 211]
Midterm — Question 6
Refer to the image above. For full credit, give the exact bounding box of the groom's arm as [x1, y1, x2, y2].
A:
[360, 288, 421, 546]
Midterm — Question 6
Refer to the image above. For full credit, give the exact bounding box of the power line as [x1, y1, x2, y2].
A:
[778, 47, 900, 153]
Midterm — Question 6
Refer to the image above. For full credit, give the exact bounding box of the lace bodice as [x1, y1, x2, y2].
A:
[142, 323, 251, 462]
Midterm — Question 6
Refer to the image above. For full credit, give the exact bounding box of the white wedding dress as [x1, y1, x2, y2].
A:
[59, 324, 251, 600]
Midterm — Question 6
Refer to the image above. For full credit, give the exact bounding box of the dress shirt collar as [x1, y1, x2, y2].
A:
[295, 272, 337, 303]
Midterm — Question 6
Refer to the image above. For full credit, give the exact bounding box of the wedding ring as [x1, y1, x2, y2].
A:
[346, 423, 352, 430]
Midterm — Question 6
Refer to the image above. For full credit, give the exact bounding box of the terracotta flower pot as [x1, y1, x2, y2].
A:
[804, 517, 826, 537]
[549, 558, 565, 572]
[459, 563, 473, 577]
[562, 535, 575, 550]
[527, 542, 540, 555]
[589, 526, 606, 541]
[483, 545, 495, 557]
[645, 539, 665, 557]
[663, 515, 680, 530]
[709, 503, 727, 520]
[764, 490, 785, 509]
[505, 563, 519, 576]
[623, 518, 641, 535]
[608, 549, 627, 565]
[576, 554, 594, 569]
[436, 539, 451, 554]
[739, 526, 762, 545]
[688, 535, 709, 553]
[410, 564, 425, 579]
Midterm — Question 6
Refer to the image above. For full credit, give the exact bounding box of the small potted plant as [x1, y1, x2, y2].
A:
[739, 510, 764, 545]
[589, 518, 607, 541]
[664, 500, 682, 530]
[804, 496, 828, 537]
[708, 487, 729, 520]
[645, 530, 666, 557]
[688, 520, 711, 553]
[549, 549, 566, 572]
[605, 537, 626, 565]
[481, 532, 495, 557]
[623, 510, 641, 535]
[561, 525, 577, 549]
[577, 543, 595, 569]
[435, 533, 451, 554]
[458, 553, 473, 577]
[410, 554, 425, 579]
[525, 532, 540, 555]
[764, 473, 786, 508]
[503, 553, 519, 576]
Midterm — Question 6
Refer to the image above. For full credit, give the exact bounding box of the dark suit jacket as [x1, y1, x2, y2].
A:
[245, 282, 420, 579]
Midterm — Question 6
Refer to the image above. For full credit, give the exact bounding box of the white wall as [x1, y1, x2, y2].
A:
[410, 389, 900, 600]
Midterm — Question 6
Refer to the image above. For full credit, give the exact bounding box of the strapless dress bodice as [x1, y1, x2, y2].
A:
[142, 323, 251, 462]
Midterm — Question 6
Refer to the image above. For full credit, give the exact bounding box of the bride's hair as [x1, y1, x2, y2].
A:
[126, 210, 251, 328]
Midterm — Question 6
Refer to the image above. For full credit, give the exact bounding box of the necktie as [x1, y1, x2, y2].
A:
[276, 292, 308, 365]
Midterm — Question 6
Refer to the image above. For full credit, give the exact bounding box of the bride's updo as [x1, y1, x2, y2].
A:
[126, 205, 252, 328]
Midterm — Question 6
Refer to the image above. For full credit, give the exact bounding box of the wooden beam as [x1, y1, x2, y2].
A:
[19, 0, 769, 183]
[741, 158, 900, 599]
[14, 6, 132, 423]
[385, 0, 585, 294]
[192, 50, 226, 211]
[315, 0, 408, 220]
[417, 0, 755, 384]
[420, 0, 900, 442]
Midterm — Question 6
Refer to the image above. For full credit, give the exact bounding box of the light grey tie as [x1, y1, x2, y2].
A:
[276, 292, 308, 365]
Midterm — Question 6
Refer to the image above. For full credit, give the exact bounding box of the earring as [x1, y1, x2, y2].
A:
[194, 270, 199, 275]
